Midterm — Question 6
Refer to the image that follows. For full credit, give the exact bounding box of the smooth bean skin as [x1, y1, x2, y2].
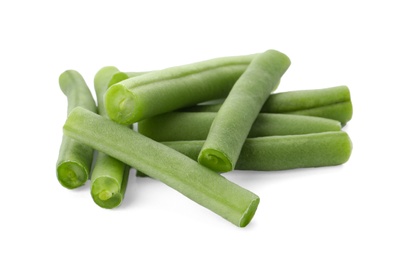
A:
[124, 71, 149, 78]
[198, 50, 291, 172]
[163, 131, 352, 171]
[262, 86, 352, 125]
[104, 54, 256, 124]
[56, 70, 97, 189]
[59, 70, 97, 115]
[182, 86, 352, 125]
[64, 107, 260, 227]
[90, 66, 130, 209]
[138, 112, 341, 142]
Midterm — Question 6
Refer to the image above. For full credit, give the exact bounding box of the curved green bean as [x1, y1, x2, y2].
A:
[104, 54, 256, 124]
[90, 66, 130, 209]
[183, 86, 352, 125]
[56, 70, 97, 189]
[162, 131, 352, 171]
[138, 112, 341, 142]
[64, 107, 260, 227]
[199, 50, 291, 172]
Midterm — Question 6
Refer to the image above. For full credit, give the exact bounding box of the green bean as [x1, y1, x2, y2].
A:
[104, 54, 256, 124]
[262, 86, 353, 125]
[95, 68, 129, 115]
[63, 107, 260, 227]
[161, 131, 352, 171]
[124, 71, 150, 78]
[198, 50, 291, 172]
[90, 153, 130, 208]
[138, 112, 341, 142]
[183, 86, 352, 125]
[90, 66, 130, 209]
[56, 70, 97, 189]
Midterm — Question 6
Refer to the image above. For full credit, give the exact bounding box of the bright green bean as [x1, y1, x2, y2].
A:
[90, 66, 130, 209]
[64, 107, 260, 227]
[162, 131, 352, 171]
[95, 67, 129, 115]
[183, 86, 352, 125]
[261, 86, 353, 125]
[56, 70, 97, 189]
[104, 54, 257, 124]
[138, 112, 341, 142]
[198, 50, 291, 172]
[90, 152, 130, 208]
[59, 70, 97, 115]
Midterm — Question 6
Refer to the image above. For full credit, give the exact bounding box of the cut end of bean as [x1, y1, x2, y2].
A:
[98, 190, 113, 201]
[57, 161, 88, 189]
[105, 84, 136, 125]
[239, 197, 260, 227]
[91, 176, 123, 209]
[198, 148, 233, 172]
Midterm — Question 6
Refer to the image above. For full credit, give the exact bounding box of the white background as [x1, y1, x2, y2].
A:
[1, 0, 396, 259]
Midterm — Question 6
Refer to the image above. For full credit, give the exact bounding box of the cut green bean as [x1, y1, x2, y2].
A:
[262, 86, 353, 125]
[90, 152, 130, 208]
[59, 70, 97, 115]
[95, 67, 129, 115]
[136, 131, 352, 177]
[104, 54, 257, 124]
[161, 131, 352, 171]
[56, 70, 97, 189]
[90, 66, 131, 209]
[64, 107, 260, 227]
[183, 86, 352, 125]
[138, 112, 341, 142]
[199, 50, 291, 172]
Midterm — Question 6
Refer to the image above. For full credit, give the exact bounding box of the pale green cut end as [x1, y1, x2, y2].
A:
[104, 84, 136, 125]
[239, 197, 260, 228]
[57, 161, 88, 189]
[198, 149, 233, 172]
[91, 176, 123, 209]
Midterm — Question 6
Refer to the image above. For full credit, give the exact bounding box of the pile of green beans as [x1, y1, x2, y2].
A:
[56, 50, 353, 227]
